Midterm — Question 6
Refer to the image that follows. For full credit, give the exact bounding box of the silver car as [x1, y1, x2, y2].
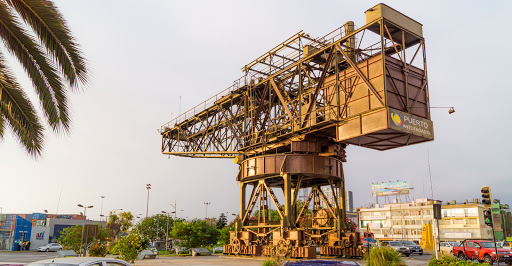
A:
[381, 241, 411, 257]
[439, 241, 460, 254]
[28, 257, 131, 266]
[37, 243, 62, 252]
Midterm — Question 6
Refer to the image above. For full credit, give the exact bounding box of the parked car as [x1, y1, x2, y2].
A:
[37, 243, 62, 252]
[497, 241, 511, 251]
[381, 241, 411, 257]
[452, 239, 512, 264]
[400, 241, 423, 255]
[28, 257, 131, 266]
[439, 242, 460, 254]
[284, 261, 360, 266]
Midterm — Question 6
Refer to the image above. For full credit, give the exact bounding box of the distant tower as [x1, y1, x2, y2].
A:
[345, 191, 354, 212]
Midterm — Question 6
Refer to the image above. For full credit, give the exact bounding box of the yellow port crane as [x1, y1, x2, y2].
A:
[161, 3, 433, 258]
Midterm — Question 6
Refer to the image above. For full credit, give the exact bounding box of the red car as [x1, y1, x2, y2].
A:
[453, 239, 512, 264]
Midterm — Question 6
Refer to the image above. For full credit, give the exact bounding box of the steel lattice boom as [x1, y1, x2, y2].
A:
[161, 5, 431, 159]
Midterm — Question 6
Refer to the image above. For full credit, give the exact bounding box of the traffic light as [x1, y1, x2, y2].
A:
[481, 186, 492, 207]
[483, 209, 493, 226]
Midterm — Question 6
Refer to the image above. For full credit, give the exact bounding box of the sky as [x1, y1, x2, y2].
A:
[0, 0, 511, 222]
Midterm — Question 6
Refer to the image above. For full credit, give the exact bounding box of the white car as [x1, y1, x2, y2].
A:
[497, 241, 511, 251]
[27, 257, 131, 266]
[37, 243, 63, 252]
[439, 241, 460, 254]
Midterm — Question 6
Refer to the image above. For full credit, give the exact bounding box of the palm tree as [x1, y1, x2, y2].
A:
[0, 0, 87, 156]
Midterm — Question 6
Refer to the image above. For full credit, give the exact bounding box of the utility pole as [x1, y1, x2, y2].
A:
[77, 204, 93, 257]
[100, 196, 105, 220]
[162, 211, 170, 254]
[170, 201, 177, 219]
[204, 202, 211, 219]
[146, 184, 151, 217]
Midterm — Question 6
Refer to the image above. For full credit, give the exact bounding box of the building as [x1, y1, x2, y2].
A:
[358, 198, 496, 243]
[320, 188, 353, 212]
[345, 191, 354, 213]
[0, 213, 105, 251]
[45, 218, 106, 244]
[491, 200, 512, 241]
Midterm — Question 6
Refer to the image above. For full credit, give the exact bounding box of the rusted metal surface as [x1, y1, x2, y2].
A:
[239, 154, 343, 182]
[161, 3, 431, 158]
[161, 3, 431, 259]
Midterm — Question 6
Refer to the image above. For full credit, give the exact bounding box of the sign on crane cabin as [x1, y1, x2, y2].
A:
[333, 4, 433, 150]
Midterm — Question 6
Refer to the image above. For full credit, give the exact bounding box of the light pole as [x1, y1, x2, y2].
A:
[100, 196, 105, 220]
[161, 211, 173, 255]
[78, 204, 93, 257]
[146, 184, 151, 217]
[170, 201, 177, 219]
[204, 202, 211, 219]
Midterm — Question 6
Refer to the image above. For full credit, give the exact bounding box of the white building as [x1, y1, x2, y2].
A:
[358, 198, 493, 243]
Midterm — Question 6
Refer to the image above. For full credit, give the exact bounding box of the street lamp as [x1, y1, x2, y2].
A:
[100, 196, 105, 219]
[170, 201, 177, 219]
[77, 204, 93, 257]
[161, 211, 173, 255]
[409, 106, 455, 114]
[146, 184, 151, 217]
[204, 202, 211, 219]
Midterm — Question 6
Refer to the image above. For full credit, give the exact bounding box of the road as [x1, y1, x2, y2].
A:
[0, 251, 56, 263]
[0, 252, 433, 265]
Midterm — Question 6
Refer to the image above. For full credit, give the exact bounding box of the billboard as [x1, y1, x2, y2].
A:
[371, 181, 410, 197]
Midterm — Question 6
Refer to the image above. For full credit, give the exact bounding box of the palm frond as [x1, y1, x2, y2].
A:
[0, 110, 4, 140]
[0, 1, 69, 132]
[5, 0, 88, 88]
[0, 52, 44, 156]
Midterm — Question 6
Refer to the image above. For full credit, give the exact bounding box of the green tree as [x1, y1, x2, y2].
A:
[218, 222, 235, 245]
[57, 225, 83, 252]
[0, 0, 88, 156]
[112, 229, 150, 263]
[216, 213, 227, 229]
[57, 225, 112, 253]
[170, 219, 220, 248]
[136, 214, 176, 241]
[106, 211, 133, 239]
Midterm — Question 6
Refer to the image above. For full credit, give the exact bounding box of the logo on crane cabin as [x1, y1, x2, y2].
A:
[391, 112, 402, 126]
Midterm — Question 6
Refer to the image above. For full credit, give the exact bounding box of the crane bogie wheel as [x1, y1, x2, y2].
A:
[232, 238, 241, 254]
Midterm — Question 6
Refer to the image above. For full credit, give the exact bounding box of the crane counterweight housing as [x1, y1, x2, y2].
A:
[161, 4, 432, 258]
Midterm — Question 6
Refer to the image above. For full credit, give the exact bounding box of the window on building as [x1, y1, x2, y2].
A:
[453, 219, 464, 224]
[467, 208, 478, 216]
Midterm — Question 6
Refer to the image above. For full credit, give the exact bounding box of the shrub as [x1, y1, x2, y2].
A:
[112, 232, 150, 263]
[363, 246, 405, 266]
[262, 257, 284, 266]
[88, 242, 107, 257]
[428, 254, 491, 266]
